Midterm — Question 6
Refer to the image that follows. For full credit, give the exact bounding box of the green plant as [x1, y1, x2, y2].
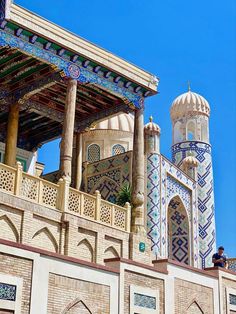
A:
[116, 183, 131, 207]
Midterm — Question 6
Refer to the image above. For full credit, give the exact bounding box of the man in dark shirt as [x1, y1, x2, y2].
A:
[212, 246, 227, 268]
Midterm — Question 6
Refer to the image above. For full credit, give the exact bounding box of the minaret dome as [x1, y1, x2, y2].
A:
[171, 90, 210, 145]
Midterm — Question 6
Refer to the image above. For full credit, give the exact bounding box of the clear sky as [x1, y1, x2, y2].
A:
[15, 0, 236, 256]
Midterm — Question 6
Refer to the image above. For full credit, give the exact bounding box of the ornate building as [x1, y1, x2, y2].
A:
[0, 1, 235, 313]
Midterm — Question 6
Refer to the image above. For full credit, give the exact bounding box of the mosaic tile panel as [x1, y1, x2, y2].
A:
[146, 153, 161, 256]
[166, 175, 191, 217]
[230, 294, 236, 306]
[134, 293, 156, 309]
[84, 152, 131, 203]
[172, 141, 216, 268]
[168, 198, 189, 264]
[0, 282, 16, 301]
[160, 156, 198, 266]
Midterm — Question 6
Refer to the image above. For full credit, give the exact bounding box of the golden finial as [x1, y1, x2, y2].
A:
[188, 81, 191, 92]
[149, 116, 153, 122]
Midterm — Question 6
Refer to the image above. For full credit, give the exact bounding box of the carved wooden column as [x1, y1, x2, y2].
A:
[131, 107, 146, 234]
[4, 103, 20, 167]
[59, 79, 77, 179]
[129, 107, 153, 265]
[75, 132, 83, 189]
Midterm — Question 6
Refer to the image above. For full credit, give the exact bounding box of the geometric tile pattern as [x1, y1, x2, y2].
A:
[146, 153, 161, 256]
[168, 197, 189, 264]
[146, 153, 198, 266]
[0, 29, 143, 109]
[166, 175, 191, 217]
[87, 144, 100, 163]
[230, 294, 236, 306]
[83, 152, 132, 203]
[0, 282, 17, 301]
[134, 293, 156, 309]
[112, 144, 125, 156]
[160, 155, 198, 265]
[172, 141, 216, 268]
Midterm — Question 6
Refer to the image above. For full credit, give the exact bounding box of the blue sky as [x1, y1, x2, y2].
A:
[15, 0, 236, 256]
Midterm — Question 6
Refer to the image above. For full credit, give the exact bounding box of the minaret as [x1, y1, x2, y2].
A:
[144, 116, 161, 257]
[170, 87, 216, 268]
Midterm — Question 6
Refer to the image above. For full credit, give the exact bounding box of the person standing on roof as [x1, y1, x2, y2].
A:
[212, 246, 227, 268]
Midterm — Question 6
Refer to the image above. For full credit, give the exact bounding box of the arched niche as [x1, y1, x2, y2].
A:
[104, 246, 119, 259]
[87, 143, 100, 163]
[174, 121, 183, 143]
[32, 227, 58, 253]
[187, 301, 204, 314]
[167, 196, 190, 265]
[62, 299, 92, 314]
[77, 238, 94, 262]
[0, 214, 19, 242]
[112, 144, 125, 156]
[186, 120, 196, 141]
[201, 118, 209, 142]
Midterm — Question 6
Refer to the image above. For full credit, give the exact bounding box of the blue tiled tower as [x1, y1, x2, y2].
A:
[171, 89, 216, 268]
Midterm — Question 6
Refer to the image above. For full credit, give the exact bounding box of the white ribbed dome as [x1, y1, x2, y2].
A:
[144, 116, 161, 135]
[93, 113, 134, 132]
[182, 156, 199, 167]
[171, 90, 210, 120]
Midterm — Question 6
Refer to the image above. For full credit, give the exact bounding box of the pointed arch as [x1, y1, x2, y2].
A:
[104, 245, 119, 259]
[61, 298, 92, 314]
[167, 195, 190, 265]
[77, 238, 94, 262]
[186, 120, 196, 140]
[112, 144, 125, 156]
[186, 301, 204, 314]
[174, 121, 183, 143]
[0, 214, 19, 242]
[87, 143, 100, 163]
[201, 118, 209, 142]
[167, 192, 190, 221]
[32, 227, 58, 252]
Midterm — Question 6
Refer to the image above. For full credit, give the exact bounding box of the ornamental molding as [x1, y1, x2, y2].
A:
[0, 29, 144, 108]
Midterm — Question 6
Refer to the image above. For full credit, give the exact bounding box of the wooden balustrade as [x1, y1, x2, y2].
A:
[0, 162, 131, 232]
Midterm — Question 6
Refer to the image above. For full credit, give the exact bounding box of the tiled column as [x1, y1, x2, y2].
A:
[4, 103, 20, 167]
[59, 79, 77, 179]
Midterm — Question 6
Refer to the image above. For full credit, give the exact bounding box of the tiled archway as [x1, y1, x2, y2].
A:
[168, 195, 190, 264]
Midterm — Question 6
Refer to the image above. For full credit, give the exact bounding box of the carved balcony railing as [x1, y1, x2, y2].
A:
[0, 162, 131, 232]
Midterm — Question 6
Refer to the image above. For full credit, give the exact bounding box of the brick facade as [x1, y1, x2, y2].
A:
[174, 278, 214, 314]
[124, 270, 164, 314]
[0, 191, 129, 266]
[222, 277, 236, 314]
[0, 253, 32, 314]
[47, 273, 110, 314]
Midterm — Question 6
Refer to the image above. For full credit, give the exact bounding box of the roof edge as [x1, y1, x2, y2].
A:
[6, 3, 158, 93]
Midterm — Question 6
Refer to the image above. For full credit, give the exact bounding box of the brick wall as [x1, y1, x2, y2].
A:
[124, 270, 164, 314]
[0, 190, 129, 266]
[47, 273, 110, 314]
[0, 253, 32, 314]
[174, 278, 214, 314]
[222, 277, 236, 314]
[0, 205, 22, 242]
